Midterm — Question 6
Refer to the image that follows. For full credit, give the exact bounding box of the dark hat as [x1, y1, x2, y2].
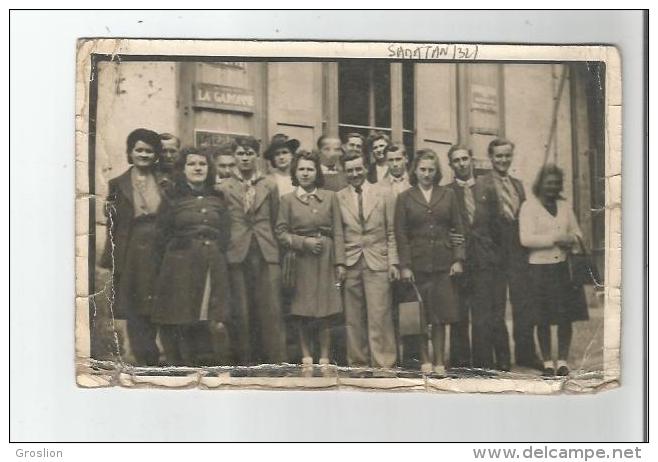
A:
[264, 133, 300, 161]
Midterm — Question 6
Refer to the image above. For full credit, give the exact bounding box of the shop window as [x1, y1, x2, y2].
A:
[338, 61, 415, 156]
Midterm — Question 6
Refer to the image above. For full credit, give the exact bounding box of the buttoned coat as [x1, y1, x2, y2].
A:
[218, 175, 280, 264]
[394, 185, 465, 273]
[448, 178, 501, 270]
[336, 183, 399, 271]
[152, 183, 232, 324]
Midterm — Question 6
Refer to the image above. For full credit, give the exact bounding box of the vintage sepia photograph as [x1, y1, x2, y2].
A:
[75, 40, 620, 392]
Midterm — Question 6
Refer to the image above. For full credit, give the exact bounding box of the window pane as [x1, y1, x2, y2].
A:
[339, 61, 370, 127]
[373, 62, 391, 129]
[403, 63, 415, 130]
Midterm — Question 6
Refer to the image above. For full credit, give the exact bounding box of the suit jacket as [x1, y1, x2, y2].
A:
[336, 183, 399, 271]
[379, 172, 411, 198]
[218, 175, 280, 264]
[99, 168, 170, 273]
[478, 171, 528, 266]
[448, 178, 501, 270]
[394, 185, 465, 273]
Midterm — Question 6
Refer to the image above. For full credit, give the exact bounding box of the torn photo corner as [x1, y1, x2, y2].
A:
[75, 39, 621, 393]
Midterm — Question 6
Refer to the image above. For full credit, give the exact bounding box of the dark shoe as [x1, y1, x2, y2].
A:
[497, 362, 511, 372]
[517, 358, 545, 372]
[556, 365, 570, 377]
[542, 367, 555, 377]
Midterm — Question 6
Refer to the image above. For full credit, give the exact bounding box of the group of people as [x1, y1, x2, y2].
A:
[100, 128, 589, 377]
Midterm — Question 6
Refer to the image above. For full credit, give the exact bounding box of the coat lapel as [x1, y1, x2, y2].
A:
[338, 187, 359, 222]
[117, 169, 134, 205]
[362, 185, 378, 221]
[429, 185, 447, 209]
[251, 177, 271, 212]
[408, 186, 429, 208]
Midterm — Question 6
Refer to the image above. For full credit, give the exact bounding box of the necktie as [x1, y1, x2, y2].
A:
[499, 177, 518, 222]
[243, 180, 256, 214]
[462, 184, 475, 225]
[355, 185, 365, 229]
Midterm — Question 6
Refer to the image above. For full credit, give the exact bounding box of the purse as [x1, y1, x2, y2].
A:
[567, 235, 601, 287]
[398, 282, 426, 337]
[281, 249, 297, 290]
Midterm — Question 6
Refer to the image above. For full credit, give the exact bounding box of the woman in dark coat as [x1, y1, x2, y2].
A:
[394, 149, 465, 376]
[153, 147, 232, 366]
[99, 128, 167, 366]
[275, 150, 345, 370]
[519, 164, 588, 377]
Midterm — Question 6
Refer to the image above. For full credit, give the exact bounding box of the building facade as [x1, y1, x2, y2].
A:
[94, 60, 605, 274]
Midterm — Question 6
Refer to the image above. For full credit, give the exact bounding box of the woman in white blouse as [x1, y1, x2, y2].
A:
[519, 164, 588, 377]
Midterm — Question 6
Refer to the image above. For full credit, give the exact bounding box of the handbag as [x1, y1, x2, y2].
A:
[281, 249, 297, 290]
[398, 282, 426, 337]
[567, 235, 601, 287]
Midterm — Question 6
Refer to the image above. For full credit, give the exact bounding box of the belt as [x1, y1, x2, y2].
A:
[296, 228, 333, 239]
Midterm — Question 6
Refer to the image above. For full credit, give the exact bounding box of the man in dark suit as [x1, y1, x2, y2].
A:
[157, 132, 181, 181]
[479, 138, 542, 371]
[447, 145, 501, 370]
[218, 137, 287, 366]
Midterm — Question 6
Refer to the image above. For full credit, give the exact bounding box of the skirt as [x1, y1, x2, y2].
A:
[114, 218, 159, 319]
[289, 236, 343, 319]
[528, 262, 589, 326]
[414, 270, 460, 325]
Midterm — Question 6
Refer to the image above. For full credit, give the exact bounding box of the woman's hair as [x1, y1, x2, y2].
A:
[368, 132, 391, 151]
[290, 149, 325, 188]
[409, 149, 442, 186]
[532, 163, 565, 198]
[125, 128, 163, 164]
[173, 146, 217, 189]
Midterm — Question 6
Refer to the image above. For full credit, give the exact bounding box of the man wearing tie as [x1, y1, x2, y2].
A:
[447, 145, 501, 370]
[336, 152, 399, 369]
[218, 137, 287, 366]
[366, 133, 391, 184]
[479, 138, 542, 371]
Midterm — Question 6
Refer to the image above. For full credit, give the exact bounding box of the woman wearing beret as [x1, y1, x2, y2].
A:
[275, 150, 346, 371]
[394, 149, 465, 376]
[152, 147, 232, 366]
[519, 164, 588, 377]
[99, 128, 168, 366]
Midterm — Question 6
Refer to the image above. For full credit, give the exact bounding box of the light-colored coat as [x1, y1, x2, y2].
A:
[336, 183, 399, 271]
[218, 176, 280, 264]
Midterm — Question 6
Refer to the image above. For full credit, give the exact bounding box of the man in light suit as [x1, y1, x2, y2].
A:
[336, 152, 399, 369]
[218, 137, 287, 366]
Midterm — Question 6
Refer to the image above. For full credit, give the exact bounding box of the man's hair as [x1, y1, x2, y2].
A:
[317, 134, 340, 149]
[290, 150, 325, 188]
[159, 132, 181, 148]
[447, 144, 473, 162]
[339, 151, 366, 170]
[233, 136, 261, 153]
[409, 149, 442, 186]
[384, 143, 407, 158]
[125, 128, 162, 164]
[342, 132, 366, 147]
[487, 138, 515, 157]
